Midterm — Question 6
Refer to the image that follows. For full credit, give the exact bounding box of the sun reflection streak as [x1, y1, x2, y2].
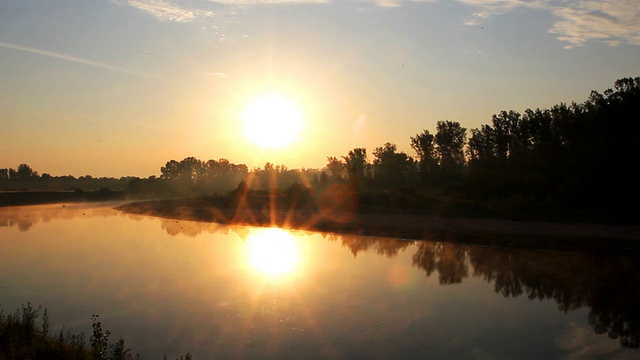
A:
[244, 227, 301, 278]
[238, 227, 328, 359]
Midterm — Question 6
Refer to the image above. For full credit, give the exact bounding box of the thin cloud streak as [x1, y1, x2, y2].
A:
[117, 0, 640, 49]
[120, 0, 433, 22]
[125, 0, 214, 22]
[0, 41, 151, 77]
[549, 0, 640, 49]
[458, 0, 640, 48]
[119, 0, 328, 22]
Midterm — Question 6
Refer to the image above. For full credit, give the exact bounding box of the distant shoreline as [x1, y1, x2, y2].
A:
[0, 190, 126, 207]
[4, 191, 639, 255]
[115, 197, 640, 256]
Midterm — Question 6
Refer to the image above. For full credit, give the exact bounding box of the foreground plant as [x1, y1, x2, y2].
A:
[0, 303, 191, 360]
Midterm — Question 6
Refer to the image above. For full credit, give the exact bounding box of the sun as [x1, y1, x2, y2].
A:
[242, 94, 302, 148]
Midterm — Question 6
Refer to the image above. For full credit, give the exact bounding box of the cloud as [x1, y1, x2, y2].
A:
[211, 0, 329, 3]
[122, 0, 215, 22]
[549, 0, 640, 49]
[370, 0, 403, 7]
[458, 0, 549, 25]
[0, 41, 150, 77]
[457, 0, 640, 48]
[115, 0, 333, 23]
[118, 0, 436, 22]
[372, 0, 438, 7]
[116, 0, 639, 48]
[555, 322, 638, 360]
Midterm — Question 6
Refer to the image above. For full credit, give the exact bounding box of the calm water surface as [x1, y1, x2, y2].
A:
[1, 204, 638, 359]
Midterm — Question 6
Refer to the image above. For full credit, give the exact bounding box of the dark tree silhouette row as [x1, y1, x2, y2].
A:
[3, 77, 638, 222]
[326, 77, 639, 198]
[318, 77, 639, 222]
[0, 163, 134, 192]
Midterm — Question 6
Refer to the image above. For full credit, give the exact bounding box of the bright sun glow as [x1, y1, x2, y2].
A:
[245, 228, 299, 277]
[242, 94, 302, 148]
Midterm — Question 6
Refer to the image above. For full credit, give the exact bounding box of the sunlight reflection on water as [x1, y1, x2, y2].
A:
[245, 228, 301, 277]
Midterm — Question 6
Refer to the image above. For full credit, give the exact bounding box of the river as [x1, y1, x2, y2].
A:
[1, 203, 638, 359]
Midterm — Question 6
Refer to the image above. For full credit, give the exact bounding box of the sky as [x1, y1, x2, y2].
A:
[1, 0, 639, 177]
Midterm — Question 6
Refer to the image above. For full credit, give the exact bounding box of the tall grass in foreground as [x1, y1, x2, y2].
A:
[0, 303, 192, 360]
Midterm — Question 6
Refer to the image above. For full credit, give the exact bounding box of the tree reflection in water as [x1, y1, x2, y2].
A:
[333, 233, 640, 349]
[412, 242, 468, 284]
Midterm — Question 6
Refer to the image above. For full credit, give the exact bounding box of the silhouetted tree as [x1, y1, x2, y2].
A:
[410, 130, 437, 186]
[16, 164, 38, 180]
[435, 121, 466, 182]
[372, 142, 416, 188]
[160, 160, 180, 180]
[326, 157, 345, 182]
[342, 148, 369, 189]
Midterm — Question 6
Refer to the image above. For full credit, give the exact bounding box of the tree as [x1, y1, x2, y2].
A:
[410, 130, 437, 186]
[372, 142, 416, 188]
[160, 160, 180, 180]
[326, 157, 345, 182]
[342, 148, 368, 189]
[467, 125, 496, 163]
[177, 157, 203, 182]
[491, 110, 527, 162]
[16, 164, 38, 180]
[435, 121, 467, 177]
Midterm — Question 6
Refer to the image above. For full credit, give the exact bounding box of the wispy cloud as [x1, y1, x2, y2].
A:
[117, 0, 435, 22]
[122, 0, 215, 22]
[115, 0, 640, 48]
[0, 41, 150, 77]
[115, 0, 332, 23]
[211, 0, 330, 3]
[549, 0, 640, 49]
[458, 0, 640, 48]
[367, 0, 437, 8]
[458, 0, 549, 25]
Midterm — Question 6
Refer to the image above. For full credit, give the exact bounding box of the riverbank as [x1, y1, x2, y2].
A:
[115, 197, 640, 256]
[0, 190, 126, 207]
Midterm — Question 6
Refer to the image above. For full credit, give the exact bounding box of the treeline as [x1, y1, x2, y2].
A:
[327, 77, 640, 196]
[126, 157, 324, 198]
[0, 164, 134, 192]
[319, 76, 640, 221]
[4, 77, 638, 221]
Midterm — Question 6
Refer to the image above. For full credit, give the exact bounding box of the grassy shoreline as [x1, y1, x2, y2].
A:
[0, 303, 191, 360]
[115, 197, 640, 256]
